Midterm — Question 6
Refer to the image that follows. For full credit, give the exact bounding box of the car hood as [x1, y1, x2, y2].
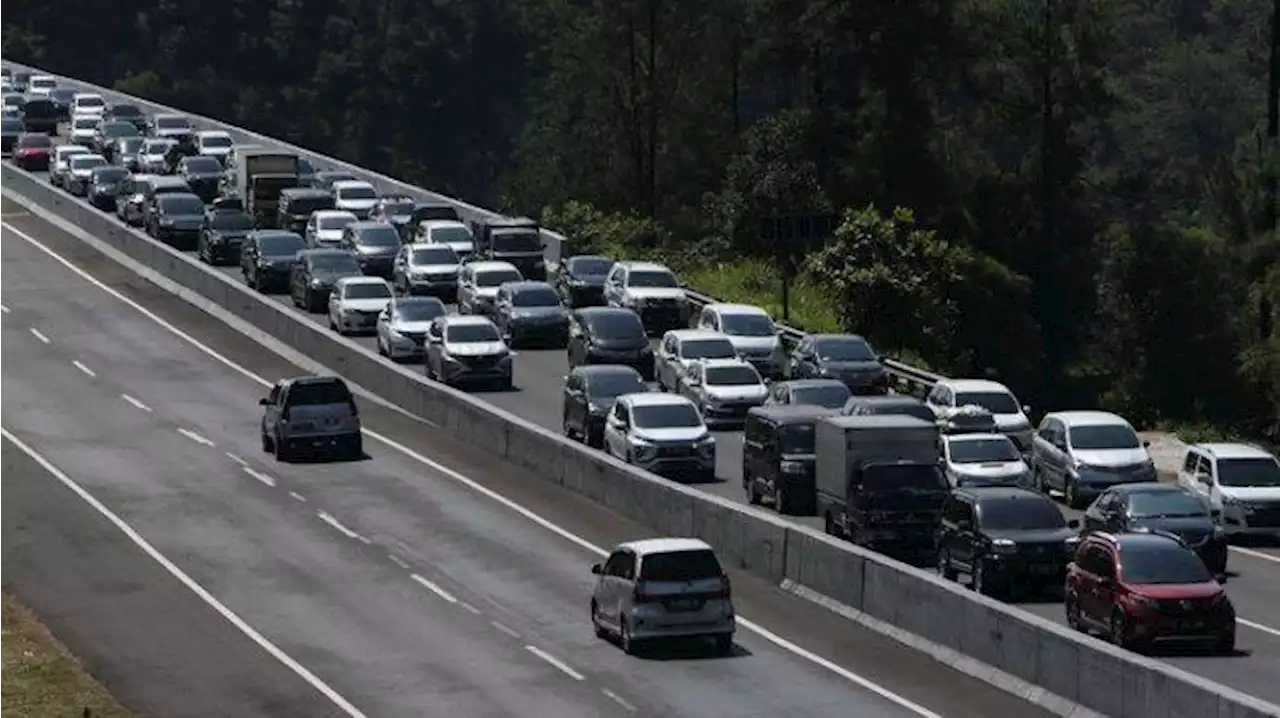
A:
[162, 213, 205, 226]
[1217, 485, 1280, 501]
[316, 229, 344, 243]
[705, 384, 768, 402]
[634, 426, 710, 443]
[338, 297, 391, 312]
[1128, 582, 1223, 600]
[444, 341, 507, 357]
[356, 245, 398, 258]
[1073, 448, 1152, 467]
[592, 337, 648, 351]
[411, 263, 460, 275]
[337, 199, 378, 211]
[627, 287, 687, 301]
[510, 306, 567, 321]
[951, 459, 1029, 477]
[985, 527, 1075, 543]
[820, 359, 884, 374]
[389, 320, 433, 334]
[726, 335, 780, 354]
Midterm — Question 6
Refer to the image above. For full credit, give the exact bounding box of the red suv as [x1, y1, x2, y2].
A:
[1065, 532, 1235, 653]
[11, 132, 52, 171]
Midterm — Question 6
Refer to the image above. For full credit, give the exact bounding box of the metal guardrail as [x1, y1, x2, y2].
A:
[3, 59, 951, 398]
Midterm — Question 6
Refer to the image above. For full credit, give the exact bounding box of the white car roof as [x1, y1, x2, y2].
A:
[698, 357, 756, 371]
[198, 130, 231, 139]
[332, 180, 375, 191]
[70, 154, 106, 163]
[666, 329, 731, 342]
[619, 537, 715, 557]
[468, 261, 520, 273]
[1193, 443, 1276, 460]
[621, 392, 697, 409]
[442, 315, 497, 327]
[72, 92, 102, 101]
[618, 261, 673, 273]
[55, 145, 89, 157]
[422, 219, 469, 231]
[313, 210, 358, 222]
[336, 276, 389, 287]
[939, 378, 1014, 394]
[1048, 410, 1132, 428]
[30, 75, 55, 83]
[946, 432, 1014, 445]
[706, 303, 770, 318]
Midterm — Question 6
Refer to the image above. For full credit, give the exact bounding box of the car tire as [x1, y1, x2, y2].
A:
[937, 548, 957, 581]
[1109, 610, 1135, 651]
[1065, 479, 1087, 510]
[1217, 629, 1236, 655]
[619, 618, 640, 656]
[712, 634, 733, 656]
[1064, 594, 1085, 632]
[591, 601, 607, 640]
[275, 436, 294, 463]
[260, 431, 273, 453]
[346, 434, 363, 461]
[501, 375, 514, 391]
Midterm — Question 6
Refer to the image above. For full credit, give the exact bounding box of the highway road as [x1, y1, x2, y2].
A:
[0, 205, 1059, 717]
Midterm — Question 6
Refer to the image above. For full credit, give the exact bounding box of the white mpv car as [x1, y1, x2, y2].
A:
[1178, 443, 1280, 538]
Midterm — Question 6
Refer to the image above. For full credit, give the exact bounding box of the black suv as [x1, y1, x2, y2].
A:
[936, 486, 1080, 598]
[566, 307, 652, 378]
[177, 155, 224, 203]
[18, 98, 59, 134]
[561, 365, 647, 448]
[91, 120, 139, 157]
[554, 255, 615, 308]
[198, 206, 255, 265]
[1082, 483, 1228, 577]
[290, 249, 363, 312]
[86, 166, 130, 211]
[340, 221, 401, 279]
[743, 405, 832, 515]
[241, 230, 307, 293]
[278, 187, 336, 233]
[103, 103, 148, 132]
[494, 281, 570, 348]
[146, 192, 206, 250]
[787, 334, 889, 394]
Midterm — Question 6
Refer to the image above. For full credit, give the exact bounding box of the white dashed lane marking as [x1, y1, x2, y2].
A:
[410, 574, 457, 604]
[601, 688, 638, 712]
[225, 452, 247, 465]
[524, 646, 585, 681]
[29, 327, 50, 344]
[315, 511, 367, 542]
[490, 621, 521, 639]
[243, 467, 277, 488]
[121, 394, 153, 412]
[176, 428, 215, 446]
[71, 360, 96, 377]
[289, 491, 307, 503]
[388, 554, 410, 569]
[459, 602, 482, 615]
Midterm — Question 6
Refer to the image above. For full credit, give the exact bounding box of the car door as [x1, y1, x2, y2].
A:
[680, 362, 704, 405]
[656, 334, 678, 390]
[787, 338, 812, 378]
[1196, 455, 1223, 513]
[603, 403, 630, 458]
[1177, 450, 1203, 495]
[1080, 543, 1118, 624]
[604, 265, 626, 306]
[600, 549, 635, 625]
[563, 372, 585, 435]
[261, 381, 284, 435]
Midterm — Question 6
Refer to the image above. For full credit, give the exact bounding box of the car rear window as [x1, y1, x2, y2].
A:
[639, 550, 722, 582]
[287, 380, 353, 406]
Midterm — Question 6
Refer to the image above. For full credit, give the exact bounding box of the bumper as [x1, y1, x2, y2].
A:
[634, 305, 690, 334]
[256, 268, 291, 289]
[701, 403, 762, 429]
[440, 359, 513, 384]
[1130, 609, 1235, 645]
[205, 240, 243, 262]
[385, 334, 426, 359]
[65, 178, 90, 195]
[405, 278, 459, 297]
[507, 321, 569, 347]
[582, 351, 654, 379]
[279, 432, 361, 456]
[336, 312, 381, 333]
[626, 602, 735, 642]
[633, 453, 716, 481]
[155, 228, 201, 249]
[1222, 504, 1280, 535]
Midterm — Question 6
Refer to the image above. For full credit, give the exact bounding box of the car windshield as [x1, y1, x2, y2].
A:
[585, 313, 644, 340]
[791, 384, 852, 409]
[355, 227, 400, 247]
[430, 225, 474, 245]
[978, 498, 1067, 530]
[318, 215, 355, 231]
[411, 247, 458, 265]
[476, 269, 522, 287]
[1217, 457, 1280, 487]
[209, 212, 253, 231]
[111, 105, 143, 117]
[158, 196, 204, 214]
[118, 138, 144, 152]
[1069, 424, 1140, 450]
[705, 365, 761, 386]
[381, 199, 416, 215]
[814, 337, 875, 361]
[157, 116, 189, 129]
[17, 134, 51, 148]
[2, 118, 24, 131]
[310, 254, 361, 272]
[70, 156, 106, 171]
[287, 380, 352, 406]
[568, 257, 614, 276]
[92, 168, 128, 183]
[257, 234, 306, 256]
[512, 287, 560, 307]
[950, 437, 1020, 464]
[492, 231, 541, 253]
[681, 339, 736, 360]
[343, 282, 391, 300]
[1120, 544, 1213, 585]
[721, 313, 775, 336]
[72, 117, 98, 130]
[632, 403, 702, 429]
[585, 371, 646, 397]
[1127, 490, 1208, 518]
[102, 123, 137, 137]
[183, 157, 221, 173]
[395, 301, 446, 322]
[778, 424, 816, 453]
[338, 185, 377, 200]
[201, 134, 232, 148]
[287, 196, 332, 214]
[955, 391, 1020, 415]
[49, 89, 76, 103]
[76, 96, 104, 108]
[628, 269, 679, 288]
[639, 550, 722, 582]
[145, 141, 174, 154]
[446, 323, 501, 343]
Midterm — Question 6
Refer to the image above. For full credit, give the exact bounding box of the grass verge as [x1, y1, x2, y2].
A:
[2, 592, 133, 718]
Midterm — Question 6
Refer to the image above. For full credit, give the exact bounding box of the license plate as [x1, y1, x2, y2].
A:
[664, 598, 704, 612]
[1176, 619, 1205, 632]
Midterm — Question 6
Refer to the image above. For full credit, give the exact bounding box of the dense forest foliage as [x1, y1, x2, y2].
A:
[5, 0, 1278, 441]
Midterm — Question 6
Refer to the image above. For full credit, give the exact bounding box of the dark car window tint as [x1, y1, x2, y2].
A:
[286, 380, 352, 406]
[182, 156, 222, 173]
[779, 424, 816, 453]
[1069, 424, 1140, 450]
[209, 212, 254, 231]
[201, 134, 233, 148]
[584, 312, 644, 340]
[258, 234, 306, 255]
[955, 391, 1020, 415]
[92, 167, 128, 183]
[446, 323, 501, 343]
[157, 196, 204, 214]
[354, 226, 400, 247]
[101, 122, 138, 138]
[491, 231, 541, 252]
[337, 185, 377, 200]
[110, 105, 144, 117]
[381, 199, 416, 215]
[1120, 544, 1213, 585]
[627, 269, 679, 288]
[156, 116, 190, 129]
[476, 269, 523, 287]
[791, 384, 852, 409]
[639, 550, 722, 582]
[411, 247, 458, 265]
[978, 498, 1066, 530]
[814, 337, 875, 361]
[429, 225, 473, 244]
[343, 283, 391, 300]
[318, 215, 355, 231]
[632, 404, 702, 428]
[705, 365, 761, 386]
[396, 301, 447, 321]
[585, 371, 645, 397]
[512, 287, 560, 307]
[720, 313, 774, 336]
[1126, 490, 1209, 518]
[568, 257, 614, 275]
[950, 437, 1020, 464]
[681, 339, 736, 360]
[310, 254, 361, 272]
[1215, 458, 1280, 487]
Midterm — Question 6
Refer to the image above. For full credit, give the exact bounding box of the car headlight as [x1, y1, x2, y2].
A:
[990, 538, 1018, 555]
[160, 218, 175, 227]
[1127, 594, 1157, 609]
[310, 278, 324, 287]
[1212, 524, 1225, 536]
[780, 460, 806, 474]
[1064, 535, 1081, 547]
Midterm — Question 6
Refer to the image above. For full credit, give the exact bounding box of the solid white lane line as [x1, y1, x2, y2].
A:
[524, 645, 585, 681]
[71, 360, 96, 377]
[225, 452, 247, 465]
[1230, 546, 1280, 565]
[491, 621, 521, 639]
[243, 467, 277, 488]
[459, 601, 482, 615]
[316, 511, 365, 542]
[289, 491, 307, 503]
[388, 554, 410, 569]
[410, 574, 457, 604]
[601, 688, 638, 712]
[121, 394, 153, 412]
[1, 220, 944, 718]
[0, 428, 370, 718]
[29, 327, 50, 343]
[1240, 618, 1280, 639]
[176, 428, 215, 447]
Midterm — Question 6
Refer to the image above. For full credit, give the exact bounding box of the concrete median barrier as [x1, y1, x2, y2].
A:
[6, 160, 1279, 718]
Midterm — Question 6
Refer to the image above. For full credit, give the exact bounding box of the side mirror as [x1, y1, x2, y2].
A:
[590, 563, 603, 575]
[1022, 404, 1032, 415]
[1068, 519, 1080, 530]
[258, 397, 270, 406]
[608, 415, 624, 429]
[1142, 440, 1151, 448]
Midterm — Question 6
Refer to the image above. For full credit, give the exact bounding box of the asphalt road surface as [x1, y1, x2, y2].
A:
[0, 204, 1060, 718]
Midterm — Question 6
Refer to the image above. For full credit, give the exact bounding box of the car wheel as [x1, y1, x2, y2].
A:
[1109, 610, 1134, 650]
[260, 431, 273, 453]
[376, 334, 387, 356]
[619, 618, 640, 656]
[591, 601, 607, 640]
[1217, 629, 1236, 655]
[501, 375, 514, 391]
[1064, 594, 1085, 632]
[274, 435, 293, 463]
[937, 548, 957, 581]
[1065, 479, 1087, 510]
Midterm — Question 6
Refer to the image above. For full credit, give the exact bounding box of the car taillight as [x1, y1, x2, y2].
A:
[348, 400, 359, 417]
[711, 575, 731, 599]
[632, 582, 661, 603]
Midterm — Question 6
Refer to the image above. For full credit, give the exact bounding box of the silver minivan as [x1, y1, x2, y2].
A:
[590, 538, 735, 655]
